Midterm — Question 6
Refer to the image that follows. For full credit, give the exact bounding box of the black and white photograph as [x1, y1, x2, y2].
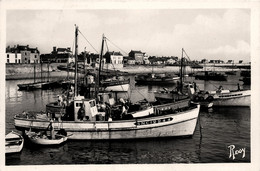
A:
[1, 0, 260, 170]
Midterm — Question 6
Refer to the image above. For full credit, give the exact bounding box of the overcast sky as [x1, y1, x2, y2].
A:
[6, 9, 250, 62]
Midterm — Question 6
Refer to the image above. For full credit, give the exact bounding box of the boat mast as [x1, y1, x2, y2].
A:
[74, 25, 79, 96]
[96, 34, 105, 98]
[33, 61, 36, 83]
[40, 60, 42, 82]
[47, 61, 50, 82]
[180, 48, 184, 93]
[83, 47, 86, 85]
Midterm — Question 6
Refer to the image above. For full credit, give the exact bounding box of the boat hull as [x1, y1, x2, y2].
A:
[135, 78, 177, 85]
[14, 104, 200, 140]
[104, 83, 129, 92]
[27, 132, 68, 145]
[212, 94, 250, 106]
[5, 132, 24, 154]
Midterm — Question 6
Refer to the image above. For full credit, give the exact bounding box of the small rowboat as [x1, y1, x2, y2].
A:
[26, 130, 69, 146]
[5, 131, 24, 154]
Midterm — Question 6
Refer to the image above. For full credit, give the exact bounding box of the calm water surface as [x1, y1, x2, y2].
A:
[5, 73, 250, 164]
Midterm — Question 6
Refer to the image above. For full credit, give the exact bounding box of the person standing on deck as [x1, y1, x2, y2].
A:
[77, 104, 85, 121]
[46, 120, 55, 139]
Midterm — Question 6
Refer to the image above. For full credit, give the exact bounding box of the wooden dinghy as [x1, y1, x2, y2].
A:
[5, 131, 24, 154]
[25, 130, 68, 146]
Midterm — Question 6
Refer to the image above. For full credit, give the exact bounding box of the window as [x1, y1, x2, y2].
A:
[7, 54, 9, 58]
[18, 59, 21, 63]
[35, 55, 37, 58]
[7, 59, 9, 63]
[25, 58, 27, 61]
[89, 100, 96, 107]
[15, 59, 17, 63]
[25, 52, 27, 55]
[76, 103, 82, 107]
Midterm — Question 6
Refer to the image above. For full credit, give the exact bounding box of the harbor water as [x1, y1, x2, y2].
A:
[5, 72, 250, 164]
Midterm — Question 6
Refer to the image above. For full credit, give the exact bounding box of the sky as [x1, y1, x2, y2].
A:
[6, 9, 250, 62]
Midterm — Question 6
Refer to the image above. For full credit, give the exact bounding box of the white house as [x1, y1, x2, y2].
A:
[6, 53, 22, 64]
[103, 51, 124, 69]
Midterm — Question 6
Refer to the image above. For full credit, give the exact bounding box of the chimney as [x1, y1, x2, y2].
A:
[53, 46, 56, 52]
[67, 47, 71, 51]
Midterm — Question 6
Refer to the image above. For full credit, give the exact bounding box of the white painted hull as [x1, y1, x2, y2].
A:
[14, 104, 200, 140]
[5, 131, 24, 154]
[27, 133, 68, 145]
[212, 90, 251, 107]
[213, 95, 250, 106]
[105, 83, 129, 92]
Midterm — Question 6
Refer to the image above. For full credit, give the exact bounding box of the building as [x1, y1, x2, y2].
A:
[41, 46, 73, 63]
[209, 60, 224, 64]
[200, 59, 208, 63]
[102, 51, 124, 69]
[123, 56, 135, 65]
[104, 51, 123, 64]
[129, 50, 146, 64]
[227, 60, 234, 64]
[166, 58, 178, 65]
[6, 45, 40, 64]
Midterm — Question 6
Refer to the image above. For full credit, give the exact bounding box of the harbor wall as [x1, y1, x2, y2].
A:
[6, 63, 249, 80]
[6, 63, 68, 80]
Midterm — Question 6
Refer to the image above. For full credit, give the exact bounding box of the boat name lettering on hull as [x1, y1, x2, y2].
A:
[135, 117, 173, 126]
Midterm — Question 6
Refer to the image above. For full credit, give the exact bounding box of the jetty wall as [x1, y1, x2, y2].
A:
[6, 63, 249, 80]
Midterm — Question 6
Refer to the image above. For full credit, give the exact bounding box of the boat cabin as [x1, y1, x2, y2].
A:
[74, 96, 98, 121]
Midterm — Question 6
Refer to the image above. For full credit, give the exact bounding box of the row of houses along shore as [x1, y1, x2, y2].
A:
[6, 44, 249, 68]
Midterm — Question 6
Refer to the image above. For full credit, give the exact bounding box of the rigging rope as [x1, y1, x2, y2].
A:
[105, 37, 128, 55]
[101, 36, 130, 99]
[78, 30, 99, 53]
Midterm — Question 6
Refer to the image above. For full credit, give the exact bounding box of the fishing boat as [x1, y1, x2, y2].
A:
[135, 62, 179, 85]
[135, 73, 179, 85]
[25, 130, 68, 145]
[17, 62, 61, 90]
[193, 85, 251, 107]
[5, 131, 24, 154]
[14, 26, 200, 140]
[100, 78, 130, 92]
[194, 71, 227, 81]
[154, 49, 202, 104]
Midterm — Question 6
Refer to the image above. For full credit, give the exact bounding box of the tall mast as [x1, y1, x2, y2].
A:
[97, 34, 105, 97]
[47, 61, 50, 82]
[83, 47, 86, 85]
[180, 48, 184, 93]
[74, 25, 79, 96]
[33, 61, 36, 83]
[40, 60, 42, 82]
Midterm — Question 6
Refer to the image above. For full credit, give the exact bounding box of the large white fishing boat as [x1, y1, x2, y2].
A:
[14, 26, 200, 140]
[14, 97, 200, 140]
